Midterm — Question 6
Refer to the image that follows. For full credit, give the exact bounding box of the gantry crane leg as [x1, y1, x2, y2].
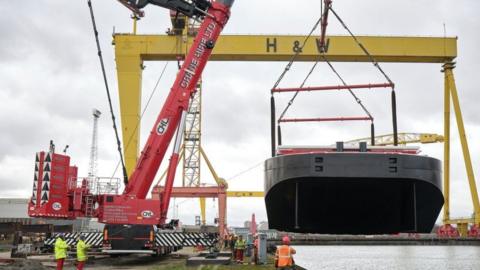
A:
[199, 197, 206, 225]
[442, 63, 480, 236]
[443, 65, 451, 224]
[116, 54, 143, 177]
[199, 146, 226, 225]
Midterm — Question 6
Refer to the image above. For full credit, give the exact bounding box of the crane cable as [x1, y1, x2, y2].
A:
[110, 59, 172, 180]
[269, 17, 322, 156]
[87, 0, 128, 185]
[278, 2, 374, 121]
[271, 18, 322, 91]
[329, 7, 394, 86]
[329, 6, 398, 145]
[274, 2, 326, 122]
[321, 54, 374, 120]
[272, 2, 376, 155]
[226, 160, 264, 182]
[277, 51, 375, 125]
[277, 62, 320, 121]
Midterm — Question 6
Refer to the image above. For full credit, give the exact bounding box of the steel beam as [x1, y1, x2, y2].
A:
[114, 34, 457, 63]
[280, 116, 372, 123]
[154, 185, 227, 237]
[272, 83, 393, 93]
[156, 186, 227, 198]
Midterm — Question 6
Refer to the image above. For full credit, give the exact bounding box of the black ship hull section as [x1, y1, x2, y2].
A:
[264, 153, 443, 234]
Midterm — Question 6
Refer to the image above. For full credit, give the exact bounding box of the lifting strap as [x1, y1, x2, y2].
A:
[270, 17, 322, 156]
[330, 6, 398, 145]
[272, 2, 377, 154]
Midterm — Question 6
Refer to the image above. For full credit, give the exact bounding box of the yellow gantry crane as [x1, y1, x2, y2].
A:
[114, 34, 457, 174]
[114, 35, 457, 176]
[113, 11, 479, 234]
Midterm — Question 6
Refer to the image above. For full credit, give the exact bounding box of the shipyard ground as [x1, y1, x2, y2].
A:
[0, 248, 281, 270]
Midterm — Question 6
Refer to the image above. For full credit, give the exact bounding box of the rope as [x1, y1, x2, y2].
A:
[111, 57, 173, 179]
[271, 15, 323, 155]
[277, 3, 374, 121]
[271, 17, 322, 91]
[329, 6, 398, 144]
[278, 61, 320, 120]
[329, 7, 394, 87]
[226, 160, 264, 181]
[321, 54, 374, 120]
[87, 0, 128, 185]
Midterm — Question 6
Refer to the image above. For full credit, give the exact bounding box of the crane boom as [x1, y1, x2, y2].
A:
[124, 1, 232, 200]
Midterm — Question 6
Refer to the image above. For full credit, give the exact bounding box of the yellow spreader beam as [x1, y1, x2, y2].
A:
[114, 34, 458, 174]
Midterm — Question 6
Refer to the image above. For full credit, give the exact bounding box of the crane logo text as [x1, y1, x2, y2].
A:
[52, 202, 62, 211]
[157, 118, 170, 135]
[141, 210, 154, 218]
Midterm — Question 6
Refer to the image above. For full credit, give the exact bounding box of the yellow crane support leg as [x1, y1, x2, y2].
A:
[115, 55, 143, 177]
[200, 147, 224, 186]
[199, 197, 206, 225]
[198, 147, 224, 225]
[444, 63, 480, 224]
[443, 66, 451, 224]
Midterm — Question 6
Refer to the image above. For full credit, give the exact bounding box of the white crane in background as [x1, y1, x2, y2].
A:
[88, 109, 102, 179]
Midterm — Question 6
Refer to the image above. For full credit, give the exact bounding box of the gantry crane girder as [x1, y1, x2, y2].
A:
[114, 34, 458, 175]
[115, 34, 457, 63]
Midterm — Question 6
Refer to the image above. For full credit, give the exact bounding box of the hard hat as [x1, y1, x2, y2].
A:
[282, 235, 290, 245]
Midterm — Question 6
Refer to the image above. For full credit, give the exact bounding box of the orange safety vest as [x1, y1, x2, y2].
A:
[276, 245, 295, 267]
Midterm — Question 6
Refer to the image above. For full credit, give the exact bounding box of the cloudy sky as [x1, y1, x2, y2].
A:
[1, 0, 479, 227]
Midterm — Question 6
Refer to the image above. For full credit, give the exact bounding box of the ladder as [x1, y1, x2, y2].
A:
[85, 195, 94, 217]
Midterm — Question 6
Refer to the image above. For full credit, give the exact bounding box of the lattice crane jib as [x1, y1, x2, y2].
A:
[183, 81, 202, 187]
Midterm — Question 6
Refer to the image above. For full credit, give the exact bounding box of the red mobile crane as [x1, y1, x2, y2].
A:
[28, 0, 234, 252]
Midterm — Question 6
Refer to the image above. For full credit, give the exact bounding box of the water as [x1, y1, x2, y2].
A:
[293, 245, 480, 270]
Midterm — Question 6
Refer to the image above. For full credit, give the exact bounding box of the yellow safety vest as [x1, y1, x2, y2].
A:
[234, 239, 246, 250]
[76, 240, 90, 262]
[54, 238, 68, 260]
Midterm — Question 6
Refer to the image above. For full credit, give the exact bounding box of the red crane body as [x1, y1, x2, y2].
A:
[28, 0, 234, 226]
